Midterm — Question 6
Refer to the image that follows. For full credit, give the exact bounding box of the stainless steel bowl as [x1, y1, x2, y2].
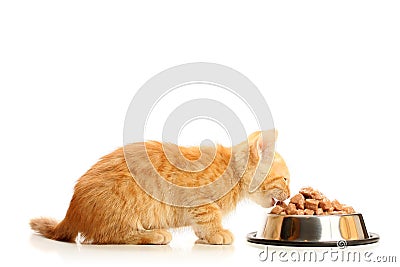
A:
[247, 213, 379, 247]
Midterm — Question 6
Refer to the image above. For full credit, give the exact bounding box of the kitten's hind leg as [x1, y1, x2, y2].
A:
[116, 229, 172, 245]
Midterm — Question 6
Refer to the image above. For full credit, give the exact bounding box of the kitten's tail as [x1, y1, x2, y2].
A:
[30, 217, 59, 239]
[30, 217, 76, 242]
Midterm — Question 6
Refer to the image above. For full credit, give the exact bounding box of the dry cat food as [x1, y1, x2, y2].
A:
[270, 187, 356, 215]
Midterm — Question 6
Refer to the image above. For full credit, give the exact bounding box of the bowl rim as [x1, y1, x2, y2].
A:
[247, 231, 380, 247]
[266, 212, 362, 217]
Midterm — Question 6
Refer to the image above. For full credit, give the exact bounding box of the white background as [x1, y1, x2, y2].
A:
[1, 1, 399, 266]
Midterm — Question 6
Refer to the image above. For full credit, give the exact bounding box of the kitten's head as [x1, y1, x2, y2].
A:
[237, 130, 291, 208]
[248, 151, 290, 208]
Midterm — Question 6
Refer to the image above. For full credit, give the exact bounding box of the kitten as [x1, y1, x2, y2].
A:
[30, 130, 290, 245]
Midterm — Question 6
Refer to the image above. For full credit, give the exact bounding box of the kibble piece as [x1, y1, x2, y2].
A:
[276, 201, 288, 210]
[311, 190, 324, 200]
[332, 199, 343, 211]
[297, 210, 305, 215]
[300, 187, 314, 198]
[319, 198, 333, 211]
[271, 205, 284, 214]
[296, 201, 305, 210]
[287, 203, 298, 215]
[305, 199, 320, 211]
[328, 207, 335, 213]
[304, 209, 315, 215]
[280, 211, 287, 215]
[290, 193, 305, 204]
[290, 193, 305, 210]
[315, 208, 324, 215]
[342, 205, 355, 214]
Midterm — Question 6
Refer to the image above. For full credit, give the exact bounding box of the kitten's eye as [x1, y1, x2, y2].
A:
[283, 177, 288, 183]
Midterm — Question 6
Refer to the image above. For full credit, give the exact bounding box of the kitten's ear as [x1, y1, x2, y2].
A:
[248, 129, 277, 192]
[249, 129, 277, 156]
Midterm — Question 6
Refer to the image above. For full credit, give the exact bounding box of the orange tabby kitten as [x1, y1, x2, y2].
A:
[30, 130, 290, 245]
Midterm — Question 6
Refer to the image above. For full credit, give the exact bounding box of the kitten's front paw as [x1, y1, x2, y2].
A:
[195, 229, 234, 245]
[152, 229, 172, 245]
